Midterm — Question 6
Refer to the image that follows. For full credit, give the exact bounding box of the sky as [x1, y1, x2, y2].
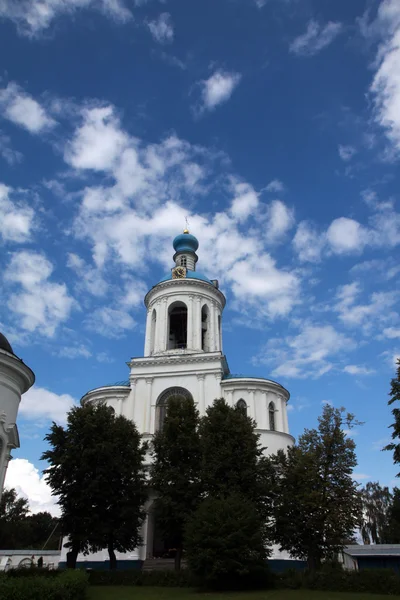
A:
[1, 0, 400, 515]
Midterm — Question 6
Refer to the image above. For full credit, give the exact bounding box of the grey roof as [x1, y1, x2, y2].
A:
[345, 544, 400, 557]
[0, 332, 13, 354]
[0, 550, 61, 556]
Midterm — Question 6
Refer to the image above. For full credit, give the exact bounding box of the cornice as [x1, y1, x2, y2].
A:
[145, 279, 226, 309]
[129, 352, 224, 368]
[221, 377, 290, 401]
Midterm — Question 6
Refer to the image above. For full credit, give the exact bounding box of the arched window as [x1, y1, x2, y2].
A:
[156, 387, 193, 431]
[168, 302, 188, 349]
[269, 402, 276, 431]
[236, 398, 247, 416]
[150, 309, 157, 354]
[180, 256, 187, 267]
[201, 304, 210, 351]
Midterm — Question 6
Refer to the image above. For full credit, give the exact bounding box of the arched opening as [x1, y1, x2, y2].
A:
[150, 309, 157, 354]
[168, 302, 188, 350]
[155, 386, 193, 432]
[201, 304, 210, 351]
[236, 398, 247, 416]
[269, 402, 276, 431]
[18, 558, 33, 568]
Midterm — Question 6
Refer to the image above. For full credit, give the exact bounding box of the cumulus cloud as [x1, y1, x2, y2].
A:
[5, 459, 59, 516]
[335, 282, 398, 331]
[265, 200, 295, 244]
[4, 251, 75, 337]
[148, 13, 174, 44]
[265, 179, 285, 193]
[290, 20, 343, 56]
[343, 365, 375, 375]
[230, 181, 259, 222]
[199, 70, 241, 112]
[293, 221, 325, 262]
[257, 324, 354, 379]
[0, 183, 35, 243]
[0, 82, 55, 133]
[86, 307, 136, 337]
[20, 386, 76, 425]
[0, 0, 131, 37]
[326, 217, 369, 254]
[383, 327, 400, 338]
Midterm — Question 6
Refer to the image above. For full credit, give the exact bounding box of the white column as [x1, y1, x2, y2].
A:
[144, 308, 152, 356]
[158, 298, 168, 352]
[280, 395, 288, 433]
[248, 389, 256, 422]
[225, 389, 233, 407]
[145, 378, 153, 434]
[197, 374, 205, 414]
[187, 295, 194, 350]
[283, 399, 289, 434]
[194, 296, 202, 350]
[127, 378, 137, 420]
[209, 301, 216, 351]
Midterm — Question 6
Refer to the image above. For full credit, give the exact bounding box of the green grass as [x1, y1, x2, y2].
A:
[87, 588, 400, 600]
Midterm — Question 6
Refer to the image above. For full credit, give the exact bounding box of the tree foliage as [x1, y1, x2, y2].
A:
[150, 396, 201, 570]
[271, 404, 362, 572]
[385, 359, 400, 475]
[360, 481, 392, 544]
[42, 403, 147, 569]
[185, 494, 270, 590]
[383, 487, 400, 544]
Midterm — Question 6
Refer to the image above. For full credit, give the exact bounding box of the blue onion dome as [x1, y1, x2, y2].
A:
[173, 230, 199, 253]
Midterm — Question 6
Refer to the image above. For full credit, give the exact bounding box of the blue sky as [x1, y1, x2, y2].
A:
[1, 0, 400, 513]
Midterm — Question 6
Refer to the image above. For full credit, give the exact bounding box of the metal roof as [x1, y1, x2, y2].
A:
[345, 544, 400, 557]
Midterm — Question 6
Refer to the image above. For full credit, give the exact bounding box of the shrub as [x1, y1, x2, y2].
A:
[88, 568, 196, 587]
[0, 569, 88, 600]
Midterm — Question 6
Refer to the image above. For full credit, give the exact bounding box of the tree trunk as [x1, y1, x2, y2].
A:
[108, 540, 117, 570]
[66, 541, 80, 569]
[307, 552, 321, 574]
[174, 546, 183, 572]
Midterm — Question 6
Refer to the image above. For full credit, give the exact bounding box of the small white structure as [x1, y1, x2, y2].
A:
[71, 230, 294, 566]
[0, 550, 60, 571]
[0, 333, 35, 502]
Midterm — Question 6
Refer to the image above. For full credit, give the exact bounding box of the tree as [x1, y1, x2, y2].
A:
[360, 482, 392, 544]
[150, 396, 201, 571]
[185, 494, 270, 590]
[385, 359, 400, 475]
[198, 398, 274, 526]
[271, 405, 362, 573]
[383, 487, 400, 543]
[0, 488, 29, 549]
[42, 403, 147, 569]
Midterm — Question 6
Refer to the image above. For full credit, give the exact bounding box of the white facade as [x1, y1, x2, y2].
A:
[0, 337, 35, 502]
[78, 231, 294, 564]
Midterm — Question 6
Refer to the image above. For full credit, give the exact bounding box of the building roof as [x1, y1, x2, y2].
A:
[173, 232, 199, 253]
[0, 332, 14, 354]
[157, 270, 212, 285]
[345, 545, 400, 557]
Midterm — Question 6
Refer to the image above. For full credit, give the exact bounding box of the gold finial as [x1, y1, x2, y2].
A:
[184, 216, 190, 234]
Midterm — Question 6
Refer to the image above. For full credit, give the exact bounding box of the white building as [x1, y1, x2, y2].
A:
[68, 230, 294, 567]
[0, 333, 35, 502]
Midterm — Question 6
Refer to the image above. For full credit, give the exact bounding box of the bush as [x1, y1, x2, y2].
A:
[88, 568, 196, 587]
[0, 569, 88, 600]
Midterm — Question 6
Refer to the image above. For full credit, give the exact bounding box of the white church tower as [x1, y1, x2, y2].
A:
[0, 332, 35, 501]
[77, 230, 294, 563]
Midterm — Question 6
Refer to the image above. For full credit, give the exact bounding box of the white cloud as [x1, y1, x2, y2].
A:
[0, 131, 23, 165]
[200, 70, 241, 112]
[335, 282, 398, 331]
[5, 459, 59, 516]
[265, 200, 295, 243]
[0, 0, 131, 37]
[86, 306, 136, 337]
[4, 251, 75, 337]
[57, 344, 92, 359]
[148, 13, 174, 44]
[20, 386, 76, 425]
[326, 217, 369, 254]
[293, 221, 325, 262]
[0, 183, 35, 242]
[353, 473, 371, 481]
[290, 20, 343, 57]
[338, 144, 357, 161]
[265, 179, 285, 193]
[230, 181, 259, 222]
[0, 82, 55, 133]
[258, 324, 354, 379]
[67, 253, 109, 297]
[343, 365, 375, 375]
[383, 327, 400, 338]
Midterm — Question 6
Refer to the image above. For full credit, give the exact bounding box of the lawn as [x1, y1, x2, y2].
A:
[87, 588, 400, 600]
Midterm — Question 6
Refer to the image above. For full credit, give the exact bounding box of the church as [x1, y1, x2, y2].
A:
[63, 229, 294, 567]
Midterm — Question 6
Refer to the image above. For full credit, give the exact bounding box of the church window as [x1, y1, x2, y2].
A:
[236, 398, 247, 416]
[168, 302, 188, 350]
[201, 304, 210, 351]
[269, 402, 276, 431]
[156, 387, 193, 431]
[180, 256, 187, 267]
[150, 309, 157, 354]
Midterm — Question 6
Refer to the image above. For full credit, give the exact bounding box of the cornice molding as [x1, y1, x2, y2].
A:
[145, 279, 226, 309]
[129, 352, 224, 368]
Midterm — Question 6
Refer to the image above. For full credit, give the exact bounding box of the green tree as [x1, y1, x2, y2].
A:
[385, 359, 400, 474]
[198, 398, 274, 526]
[26, 512, 60, 550]
[185, 494, 270, 590]
[360, 482, 392, 544]
[271, 405, 362, 573]
[383, 487, 400, 543]
[42, 403, 147, 569]
[0, 488, 29, 549]
[150, 396, 201, 571]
